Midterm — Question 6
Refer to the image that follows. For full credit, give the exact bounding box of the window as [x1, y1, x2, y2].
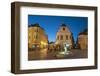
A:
[66, 35, 68, 40]
[36, 28, 38, 32]
[34, 33, 38, 39]
[60, 35, 63, 40]
[35, 34, 38, 39]
[63, 27, 65, 31]
[57, 36, 59, 40]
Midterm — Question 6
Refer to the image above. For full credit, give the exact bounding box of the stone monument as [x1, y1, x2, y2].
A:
[56, 41, 71, 58]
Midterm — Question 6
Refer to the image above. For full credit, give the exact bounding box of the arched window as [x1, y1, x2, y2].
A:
[35, 34, 38, 39]
[57, 36, 59, 40]
[60, 35, 63, 40]
[66, 35, 68, 40]
[34, 33, 38, 39]
[62, 27, 65, 31]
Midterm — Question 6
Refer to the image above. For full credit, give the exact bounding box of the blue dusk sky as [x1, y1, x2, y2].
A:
[28, 15, 88, 42]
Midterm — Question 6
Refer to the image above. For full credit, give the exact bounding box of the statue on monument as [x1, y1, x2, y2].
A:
[56, 41, 72, 58]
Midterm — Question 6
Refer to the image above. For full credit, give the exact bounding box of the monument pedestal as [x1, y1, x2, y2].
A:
[56, 51, 71, 58]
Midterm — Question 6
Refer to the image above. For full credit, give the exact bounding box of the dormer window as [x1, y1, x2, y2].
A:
[63, 27, 65, 31]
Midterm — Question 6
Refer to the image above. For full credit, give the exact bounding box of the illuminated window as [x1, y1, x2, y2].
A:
[35, 34, 38, 39]
[34, 33, 38, 39]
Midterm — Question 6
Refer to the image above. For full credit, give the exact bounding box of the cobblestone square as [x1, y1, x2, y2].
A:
[28, 48, 87, 60]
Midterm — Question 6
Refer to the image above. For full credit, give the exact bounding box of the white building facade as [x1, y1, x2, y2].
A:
[55, 24, 74, 49]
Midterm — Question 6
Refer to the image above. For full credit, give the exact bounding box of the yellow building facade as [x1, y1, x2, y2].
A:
[28, 24, 48, 49]
[77, 29, 88, 50]
[78, 34, 88, 50]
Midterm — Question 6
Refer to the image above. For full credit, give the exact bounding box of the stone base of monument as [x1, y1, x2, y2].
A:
[55, 41, 72, 58]
[56, 51, 72, 58]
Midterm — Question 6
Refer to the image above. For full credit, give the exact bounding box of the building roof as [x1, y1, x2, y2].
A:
[79, 29, 88, 35]
[61, 24, 67, 27]
[58, 23, 72, 33]
[28, 23, 44, 30]
[28, 23, 40, 27]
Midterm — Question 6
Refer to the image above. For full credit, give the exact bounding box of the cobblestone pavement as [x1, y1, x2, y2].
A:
[28, 48, 88, 60]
